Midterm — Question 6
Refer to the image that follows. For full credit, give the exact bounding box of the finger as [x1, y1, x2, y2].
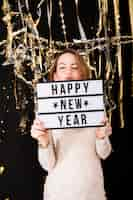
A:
[31, 124, 48, 133]
[34, 118, 43, 125]
[101, 118, 109, 126]
[31, 127, 47, 138]
[106, 126, 112, 136]
[33, 119, 47, 131]
[96, 127, 106, 138]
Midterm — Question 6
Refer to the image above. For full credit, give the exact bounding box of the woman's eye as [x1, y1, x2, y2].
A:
[57, 64, 79, 70]
[71, 65, 78, 69]
[58, 65, 66, 70]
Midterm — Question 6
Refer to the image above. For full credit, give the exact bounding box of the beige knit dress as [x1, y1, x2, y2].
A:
[39, 128, 112, 200]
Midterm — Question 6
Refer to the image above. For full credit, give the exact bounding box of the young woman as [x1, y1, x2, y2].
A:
[31, 48, 112, 200]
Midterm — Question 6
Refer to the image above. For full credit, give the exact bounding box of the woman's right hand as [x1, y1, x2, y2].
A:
[31, 118, 50, 148]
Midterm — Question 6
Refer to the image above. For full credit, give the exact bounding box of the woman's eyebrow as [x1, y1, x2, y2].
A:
[58, 62, 65, 65]
[58, 62, 78, 65]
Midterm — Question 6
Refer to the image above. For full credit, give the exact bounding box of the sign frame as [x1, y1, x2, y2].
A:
[36, 79, 105, 129]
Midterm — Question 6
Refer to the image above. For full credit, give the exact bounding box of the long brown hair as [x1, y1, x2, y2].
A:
[48, 48, 91, 80]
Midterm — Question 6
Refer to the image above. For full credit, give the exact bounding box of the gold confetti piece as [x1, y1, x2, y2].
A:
[0, 165, 5, 175]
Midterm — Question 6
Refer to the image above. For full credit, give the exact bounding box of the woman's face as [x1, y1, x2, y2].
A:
[53, 53, 83, 81]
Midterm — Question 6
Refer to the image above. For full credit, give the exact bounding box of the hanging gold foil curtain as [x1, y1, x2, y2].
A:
[1, 0, 131, 128]
[96, 0, 124, 127]
[128, 0, 133, 96]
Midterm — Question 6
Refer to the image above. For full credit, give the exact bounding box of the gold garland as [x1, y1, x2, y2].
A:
[128, 0, 133, 96]
[113, 0, 124, 127]
[2, 0, 13, 61]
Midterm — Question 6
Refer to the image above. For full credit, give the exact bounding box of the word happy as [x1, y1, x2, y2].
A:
[51, 82, 89, 96]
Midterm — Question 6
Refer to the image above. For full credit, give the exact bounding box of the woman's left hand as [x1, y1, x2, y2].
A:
[96, 118, 112, 139]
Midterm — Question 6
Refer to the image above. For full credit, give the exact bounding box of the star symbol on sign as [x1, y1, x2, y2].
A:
[84, 100, 88, 107]
[53, 102, 58, 108]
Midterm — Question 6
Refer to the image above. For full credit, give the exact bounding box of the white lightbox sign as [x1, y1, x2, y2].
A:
[36, 80, 105, 129]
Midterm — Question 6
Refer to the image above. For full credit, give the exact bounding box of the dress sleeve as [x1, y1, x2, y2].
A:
[38, 133, 56, 172]
[96, 136, 112, 160]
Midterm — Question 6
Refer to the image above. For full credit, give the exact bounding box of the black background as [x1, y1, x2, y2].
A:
[0, 0, 131, 199]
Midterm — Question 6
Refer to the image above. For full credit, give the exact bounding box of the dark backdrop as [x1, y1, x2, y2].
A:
[0, 0, 131, 200]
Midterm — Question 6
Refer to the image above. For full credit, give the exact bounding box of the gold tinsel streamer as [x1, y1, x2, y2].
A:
[97, 0, 113, 124]
[59, 0, 68, 46]
[2, 0, 20, 109]
[97, 0, 108, 37]
[113, 0, 124, 127]
[2, 0, 13, 60]
[128, 0, 133, 96]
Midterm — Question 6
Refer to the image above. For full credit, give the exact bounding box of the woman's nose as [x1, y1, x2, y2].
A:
[66, 68, 72, 74]
[64, 68, 73, 79]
